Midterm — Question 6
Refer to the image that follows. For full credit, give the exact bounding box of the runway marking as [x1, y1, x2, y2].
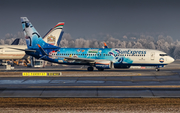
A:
[50, 80, 76, 84]
[22, 80, 51, 84]
[22, 72, 62, 76]
[0, 80, 24, 84]
[29, 85, 180, 88]
[77, 80, 104, 83]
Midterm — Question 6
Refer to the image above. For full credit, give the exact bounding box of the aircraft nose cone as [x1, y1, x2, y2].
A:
[169, 57, 175, 63]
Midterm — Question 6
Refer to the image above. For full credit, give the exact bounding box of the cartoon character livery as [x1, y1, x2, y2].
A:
[21, 17, 174, 71]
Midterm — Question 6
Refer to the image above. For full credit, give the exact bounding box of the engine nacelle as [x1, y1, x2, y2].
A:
[95, 61, 113, 69]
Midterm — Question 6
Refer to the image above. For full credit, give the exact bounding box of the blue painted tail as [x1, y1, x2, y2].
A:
[21, 17, 58, 49]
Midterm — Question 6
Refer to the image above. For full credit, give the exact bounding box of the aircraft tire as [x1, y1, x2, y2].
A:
[156, 68, 160, 72]
[87, 67, 94, 71]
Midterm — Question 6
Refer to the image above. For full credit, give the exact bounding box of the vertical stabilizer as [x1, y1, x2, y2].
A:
[43, 22, 64, 46]
[21, 17, 57, 49]
[11, 38, 20, 45]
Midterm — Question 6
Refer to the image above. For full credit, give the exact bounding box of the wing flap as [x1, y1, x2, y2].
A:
[57, 56, 109, 63]
[62, 57, 95, 62]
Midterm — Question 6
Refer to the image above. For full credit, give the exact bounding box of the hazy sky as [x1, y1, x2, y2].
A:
[0, 0, 180, 40]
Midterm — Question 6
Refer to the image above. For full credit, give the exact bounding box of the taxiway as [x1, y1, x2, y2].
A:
[0, 60, 179, 98]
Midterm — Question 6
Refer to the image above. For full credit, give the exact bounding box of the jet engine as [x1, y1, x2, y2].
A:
[95, 61, 113, 69]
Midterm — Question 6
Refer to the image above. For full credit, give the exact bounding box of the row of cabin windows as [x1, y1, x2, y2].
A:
[51, 53, 146, 57]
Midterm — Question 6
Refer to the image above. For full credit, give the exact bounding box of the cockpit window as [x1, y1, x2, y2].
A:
[160, 54, 168, 56]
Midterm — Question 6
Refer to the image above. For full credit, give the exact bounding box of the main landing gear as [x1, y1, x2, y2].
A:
[87, 67, 105, 71]
[87, 67, 94, 71]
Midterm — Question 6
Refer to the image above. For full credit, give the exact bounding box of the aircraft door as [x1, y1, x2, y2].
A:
[151, 52, 155, 60]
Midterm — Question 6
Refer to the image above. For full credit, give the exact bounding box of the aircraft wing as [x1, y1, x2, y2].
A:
[60, 56, 95, 62]
[57, 56, 109, 63]
[37, 44, 107, 63]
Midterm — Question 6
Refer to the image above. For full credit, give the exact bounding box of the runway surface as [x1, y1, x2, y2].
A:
[0, 60, 179, 97]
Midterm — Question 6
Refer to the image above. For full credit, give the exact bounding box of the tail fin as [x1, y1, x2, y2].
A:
[57, 31, 64, 47]
[43, 22, 64, 46]
[11, 38, 20, 45]
[21, 17, 57, 49]
[42, 28, 52, 39]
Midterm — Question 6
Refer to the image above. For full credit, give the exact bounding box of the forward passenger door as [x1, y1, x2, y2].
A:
[151, 52, 155, 60]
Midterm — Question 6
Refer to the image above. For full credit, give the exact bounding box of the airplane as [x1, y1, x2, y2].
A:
[16, 17, 174, 71]
[0, 22, 64, 62]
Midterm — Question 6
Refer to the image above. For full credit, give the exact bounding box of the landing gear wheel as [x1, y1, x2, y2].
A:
[156, 68, 160, 72]
[87, 67, 94, 71]
[98, 68, 104, 71]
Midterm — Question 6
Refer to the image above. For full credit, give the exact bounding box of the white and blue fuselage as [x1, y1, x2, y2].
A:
[28, 47, 174, 70]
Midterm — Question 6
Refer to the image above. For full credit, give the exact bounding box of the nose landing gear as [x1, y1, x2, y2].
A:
[155, 67, 160, 72]
[87, 67, 94, 71]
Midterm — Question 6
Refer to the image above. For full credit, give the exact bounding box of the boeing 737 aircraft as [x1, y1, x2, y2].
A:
[17, 17, 174, 71]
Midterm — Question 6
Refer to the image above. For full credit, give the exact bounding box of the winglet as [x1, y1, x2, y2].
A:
[37, 44, 41, 48]
[104, 42, 108, 48]
[37, 44, 48, 56]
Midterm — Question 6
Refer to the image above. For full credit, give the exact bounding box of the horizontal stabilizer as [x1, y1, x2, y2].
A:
[7, 47, 36, 52]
